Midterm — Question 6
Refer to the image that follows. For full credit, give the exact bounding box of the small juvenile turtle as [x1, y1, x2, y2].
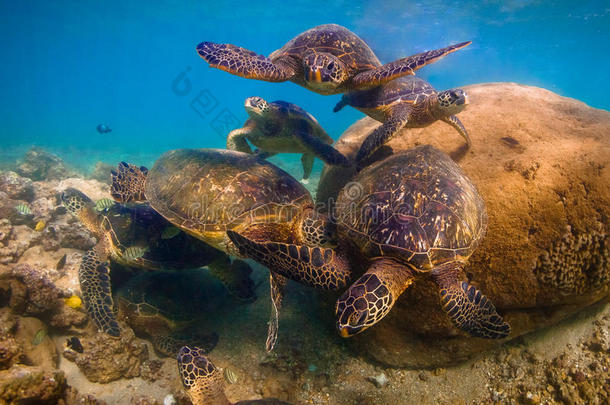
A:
[330, 145, 510, 338]
[334, 76, 471, 165]
[197, 24, 471, 95]
[227, 96, 349, 182]
[110, 149, 350, 351]
[177, 346, 292, 405]
[116, 271, 219, 356]
[61, 188, 256, 337]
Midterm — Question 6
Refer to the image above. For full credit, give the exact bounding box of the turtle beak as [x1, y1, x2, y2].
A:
[339, 326, 350, 338]
[308, 69, 322, 83]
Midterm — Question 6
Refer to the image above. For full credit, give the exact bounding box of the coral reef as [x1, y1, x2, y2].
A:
[318, 83, 610, 367]
[0, 365, 67, 404]
[88, 161, 114, 184]
[15, 147, 77, 181]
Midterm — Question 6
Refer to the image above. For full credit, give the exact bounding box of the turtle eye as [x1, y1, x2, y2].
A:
[327, 62, 335, 71]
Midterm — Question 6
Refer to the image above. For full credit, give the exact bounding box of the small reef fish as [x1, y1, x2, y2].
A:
[56, 253, 67, 271]
[64, 295, 82, 309]
[123, 246, 148, 261]
[95, 198, 115, 212]
[31, 329, 47, 346]
[15, 203, 32, 216]
[161, 225, 181, 240]
[34, 220, 45, 231]
[96, 124, 112, 134]
[224, 367, 238, 384]
[67, 336, 84, 353]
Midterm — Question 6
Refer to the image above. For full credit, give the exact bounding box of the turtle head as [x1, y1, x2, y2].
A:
[436, 88, 469, 116]
[244, 96, 269, 118]
[61, 188, 101, 234]
[335, 272, 394, 337]
[177, 346, 228, 404]
[303, 52, 348, 93]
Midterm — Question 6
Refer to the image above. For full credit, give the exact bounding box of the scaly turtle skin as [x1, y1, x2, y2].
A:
[110, 149, 350, 351]
[227, 97, 349, 182]
[178, 346, 292, 405]
[60, 188, 256, 338]
[335, 76, 471, 165]
[117, 272, 219, 356]
[333, 145, 510, 339]
[197, 23, 471, 95]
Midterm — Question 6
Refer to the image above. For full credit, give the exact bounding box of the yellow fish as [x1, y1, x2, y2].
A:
[64, 295, 82, 309]
[34, 220, 45, 232]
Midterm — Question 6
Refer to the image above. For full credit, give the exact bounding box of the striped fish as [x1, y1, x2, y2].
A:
[122, 246, 149, 261]
[95, 198, 115, 212]
[16, 202, 32, 216]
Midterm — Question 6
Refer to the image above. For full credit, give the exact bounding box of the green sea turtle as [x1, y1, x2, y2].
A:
[196, 23, 471, 95]
[178, 346, 292, 405]
[332, 145, 510, 339]
[334, 76, 471, 166]
[116, 271, 220, 356]
[60, 188, 256, 337]
[109, 149, 350, 351]
[227, 96, 349, 182]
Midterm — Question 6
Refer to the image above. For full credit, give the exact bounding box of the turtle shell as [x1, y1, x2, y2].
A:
[145, 149, 312, 252]
[341, 76, 437, 110]
[270, 24, 381, 73]
[336, 145, 487, 271]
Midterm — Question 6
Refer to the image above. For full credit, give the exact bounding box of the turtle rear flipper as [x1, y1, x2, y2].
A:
[226, 230, 350, 291]
[294, 121, 350, 168]
[110, 162, 148, 203]
[351, 41, 472, 90]
[79, 245, 120, 336]
[442, 115, 472, 148]
[355, 104, 411, 166]
[196, 41, 295, 82]
[432, 262, 510, 339]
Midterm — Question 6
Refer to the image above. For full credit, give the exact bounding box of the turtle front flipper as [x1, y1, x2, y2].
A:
[355, 104, 411, 166]
[226, 230, 350, 291]
[294, 121, 350, 168]
[267, 272, 288, 352]
[301, 153, 314, 183]
[208, 256, 257, 302]
[79, 244, 120, 336]
[110, 162, 148, 203]
[177, 346, 231, 405]
[441, 115, 472, 148]
[196, 41, 295, 82]
[431, 262, 510, 339]
[351, 41, 472, 90]
[227, 126, 254, 154]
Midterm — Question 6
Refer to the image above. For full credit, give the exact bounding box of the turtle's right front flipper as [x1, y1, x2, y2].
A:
[226, 230, 350, 291]
[355, 104, 411, 166]
[110, 162, 148, 203]
[294, 120, 351, 168]
[79, 244, 120, 336]
[196, 42, 295, 82]
[226, 126, 254, 154]
[266, 272, 288, 352]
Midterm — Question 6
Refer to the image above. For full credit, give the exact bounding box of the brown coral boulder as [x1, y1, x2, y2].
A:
[0, 171, 34, 201]
[0, 365, 67, 404]
[16, 147, 77, 181]
[63, 325, 149, 383]
[318, 83, 609, 368]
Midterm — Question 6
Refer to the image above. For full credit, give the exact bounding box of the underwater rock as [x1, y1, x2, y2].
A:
[16, 147, 77, 181]
[14, 316, 58, 370]
[88, 161, 115, 184]
[62, 324, 149, 383]
[0, 309, 21, 370]
[0, 264, 63, 316]
[318, 83, 610, 367]
[0, 171, 34, 201]
[0, 364, 67, 404]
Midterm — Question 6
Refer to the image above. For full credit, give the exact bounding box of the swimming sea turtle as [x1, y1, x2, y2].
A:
[116, 271, 220, 356]
[334, 76, 471, 165]
[60, 188, 256, 337]
[197, 23, 471, 95]
[331, 145, 510, 338]
[110, 149, 350, 351]
[178, 346, 292, 405]
[227, 96, 349, 182]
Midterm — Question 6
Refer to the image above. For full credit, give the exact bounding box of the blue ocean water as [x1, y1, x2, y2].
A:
[0, 1, 609, 175]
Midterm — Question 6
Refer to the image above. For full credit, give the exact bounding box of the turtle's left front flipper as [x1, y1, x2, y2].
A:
[79, 244, 120, 336]
[196, 41, 295, 82]
[351, 41, 472, 90]
[431, 262, 510, 339]
[294, 120, 350, 168]
[442, 115, 472, 148]
[266, 272, 288, 352]
[226, 230, 350, 291]
[355, 104, 411, 166]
